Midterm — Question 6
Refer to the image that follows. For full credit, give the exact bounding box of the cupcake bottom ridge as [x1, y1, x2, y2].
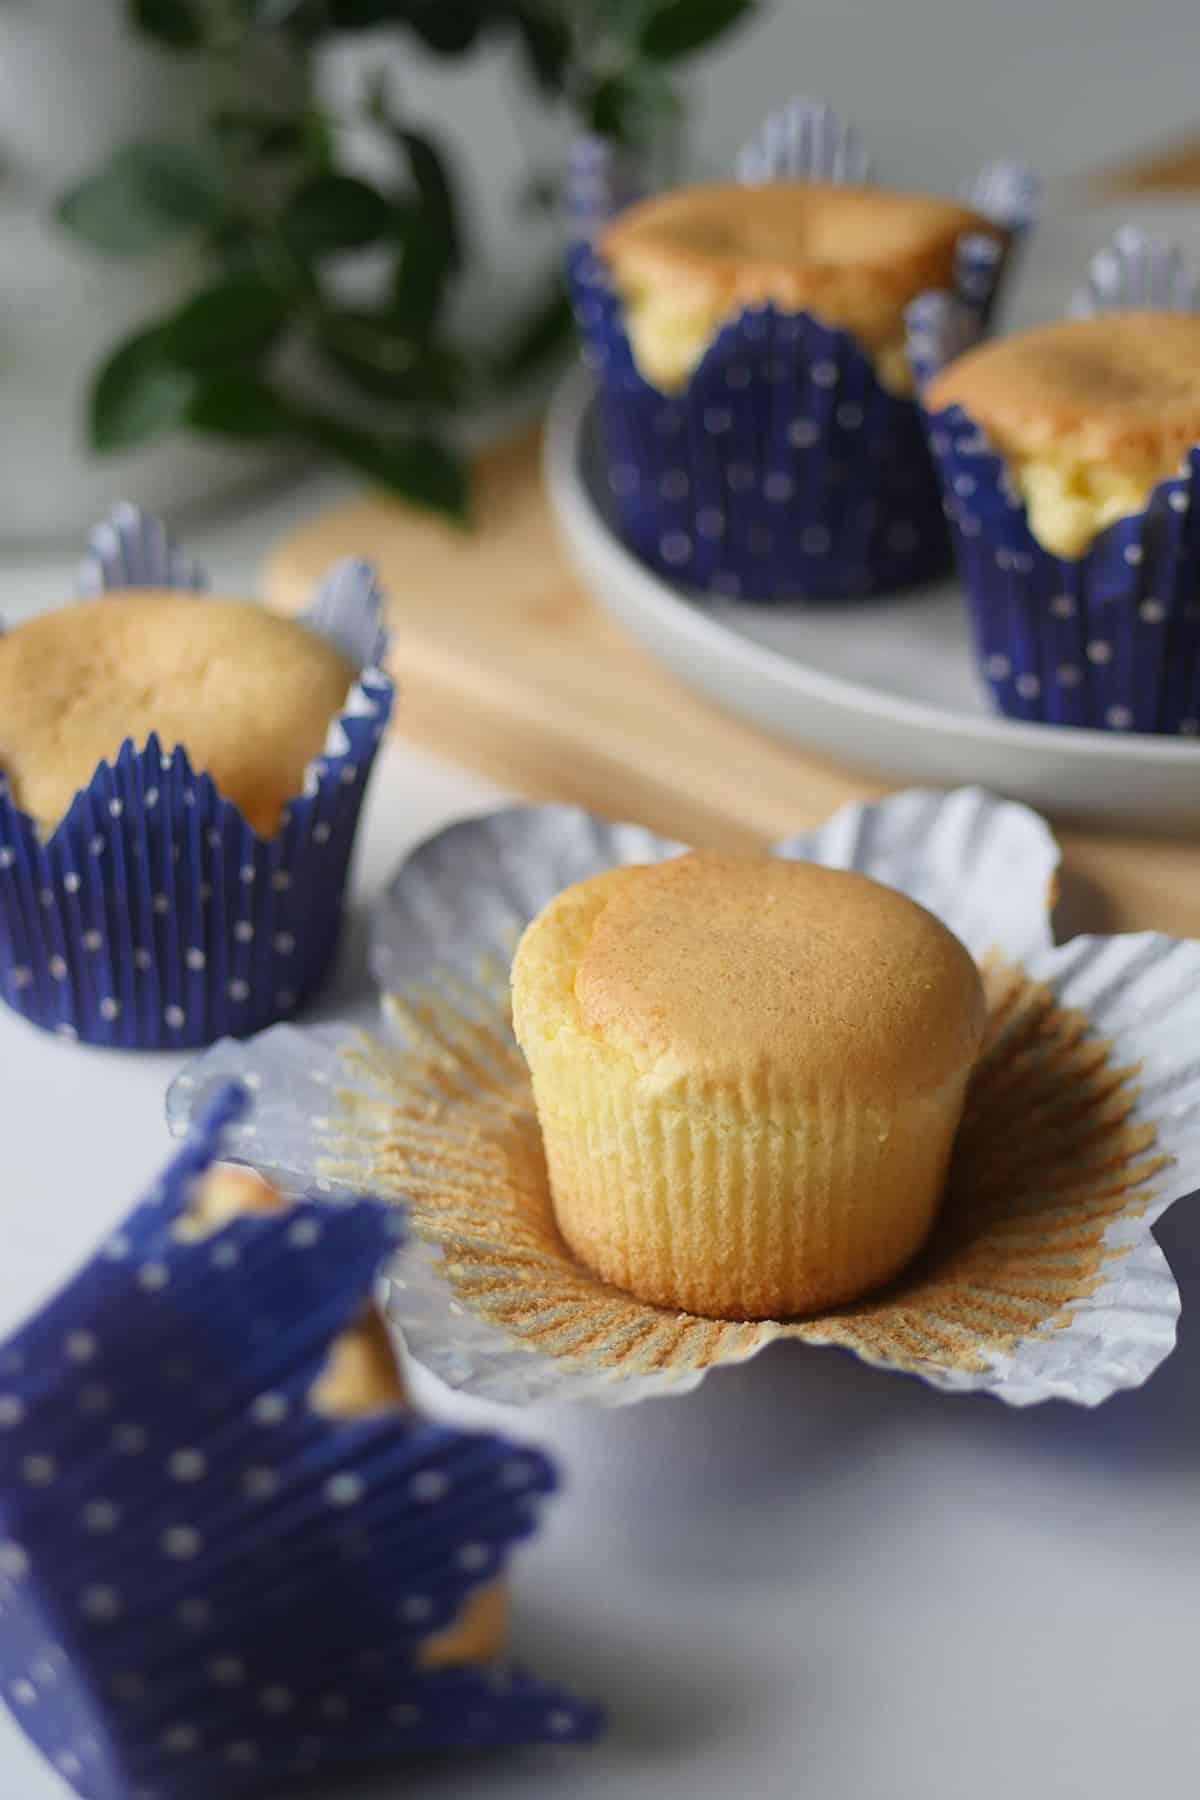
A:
[534, 1073, 968, 1320]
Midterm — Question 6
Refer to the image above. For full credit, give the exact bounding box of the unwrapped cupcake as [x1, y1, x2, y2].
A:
[912, 226, 1200, 732]
[0, 505, 393, 1047]
[0, 1083, 600, 1800]
[511, 851, 985, 1317]
[166, 787, 1200, 1411]
[567, 97, 1038, 602]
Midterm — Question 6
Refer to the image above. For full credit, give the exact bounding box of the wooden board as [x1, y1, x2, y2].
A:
[1089, 131, 1200, 194]
[264, 429, 1200, 942]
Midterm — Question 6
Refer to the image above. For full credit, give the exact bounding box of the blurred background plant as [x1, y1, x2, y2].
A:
[54, 0, 758, 521]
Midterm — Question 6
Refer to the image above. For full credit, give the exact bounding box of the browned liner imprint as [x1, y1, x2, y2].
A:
[324, 959, 1168, 1383]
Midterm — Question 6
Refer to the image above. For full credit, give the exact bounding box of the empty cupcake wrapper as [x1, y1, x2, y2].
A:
[912, 225, 1200, 732]
[0, 1083, 600, 1800]
[0, 505, 395, 1048]
[565, 100, 1039, 602]
[168, 786, 1200, 1411]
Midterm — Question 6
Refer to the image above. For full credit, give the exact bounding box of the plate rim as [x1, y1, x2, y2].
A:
[543, 365, 1200, 769]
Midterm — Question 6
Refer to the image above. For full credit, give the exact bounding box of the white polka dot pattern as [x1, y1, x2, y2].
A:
[566, 241, 961, 601]
[0, 1080, 600, 1795]
[925, 399, 1200, 733]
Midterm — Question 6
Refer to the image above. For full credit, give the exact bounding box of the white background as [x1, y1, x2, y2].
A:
[8, 4, 1200, 1784]
[2, 486, 1200, 1798]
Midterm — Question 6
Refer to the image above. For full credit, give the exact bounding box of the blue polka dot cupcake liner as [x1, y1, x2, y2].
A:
[923, 412, 1200, 731]
[0, 1082, 602, 1800]
[563, 132, 646, 242]
[912, 226, 1200, 733]
[565, 100, 1039, 603]
[0, 505, 395, 1049]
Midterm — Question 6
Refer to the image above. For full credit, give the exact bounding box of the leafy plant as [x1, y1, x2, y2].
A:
[56, 0, 758, 521]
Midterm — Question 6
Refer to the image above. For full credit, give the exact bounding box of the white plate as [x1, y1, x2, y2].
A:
[544, 201, 1200, 834]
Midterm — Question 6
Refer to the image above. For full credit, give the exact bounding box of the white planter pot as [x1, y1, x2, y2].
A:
[0, 0, 287, 547]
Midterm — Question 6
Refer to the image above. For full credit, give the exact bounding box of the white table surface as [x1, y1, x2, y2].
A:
[4, 486, 1200, 1800]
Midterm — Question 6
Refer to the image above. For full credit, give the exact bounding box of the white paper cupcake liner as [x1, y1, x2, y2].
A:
[0, 506, 394, 1048]
[168, 787, 1200, 1408]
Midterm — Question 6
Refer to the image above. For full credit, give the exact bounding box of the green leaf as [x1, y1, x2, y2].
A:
[584, 64, 685, 151]
[638, 0, 756, 60]
[89, 326, 195, 451]
[247, 0, 316, 23]
[296, 107, 337, 170]
[405, 1, 482, 54]
[584, 73, 642, 146]
[211, 106, 309, 159]
[389, 191, 461, 336]
[207, 213, 262, 266]
[362, 80, 461, 330]
[56, 135, 229, 256]
[130, 0, 315, 46]
[187, 372, 296, 438]
[327, 0, 405, 24]
[493, 278, 573, 387]
[160, 274, 292, 371]
[386, 221, 450, 336]
[282, 172, 391, 255]
[317, 308, 466, 405]
[306, 415, 469, 519]
[317, 312, 417, 398]
[397, 128, 463, 273]
[364, 77, 463, 280]
[329, 0, 477, 36]
[128, 0, 205, 47]
[507, 4, 571, 92]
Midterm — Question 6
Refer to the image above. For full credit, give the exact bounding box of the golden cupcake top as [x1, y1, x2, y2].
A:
[927, 311, 1200, 556]
[514, 852, 985, 1110]
[600, 182, 997, 392]
[0, 591, 356, 838]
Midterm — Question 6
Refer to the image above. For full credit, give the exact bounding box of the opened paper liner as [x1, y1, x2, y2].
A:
[0, 1083, 600, 1800]
[0, 504, 394, 1048]
[911, 227, 1200, 733]
[565, 98, 1039, 602]
[169, 786, 1199, 1408]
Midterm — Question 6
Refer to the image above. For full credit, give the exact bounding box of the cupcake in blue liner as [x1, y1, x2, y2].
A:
[0, 505, 394, 1049]
[565, 97, 1039, 602]
[911, 226, 1200, 732]
[0, 1082, 601, 1800]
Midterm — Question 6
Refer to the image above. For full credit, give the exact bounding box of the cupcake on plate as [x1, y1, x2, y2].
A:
[566, 97, 1038, 603]
[0, 505, 393, 1048]
[912, 226, 1200, 732]
[511, 850, 985, 1319]
[0, 1083, 600, 1800]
